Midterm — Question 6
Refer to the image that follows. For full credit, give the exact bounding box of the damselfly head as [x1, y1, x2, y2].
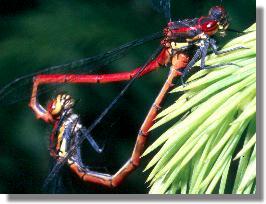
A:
[47, 94, 75, 118]
[209, 6, 229, 33]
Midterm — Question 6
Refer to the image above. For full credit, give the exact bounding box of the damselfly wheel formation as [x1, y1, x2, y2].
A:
[0, 0, 252, 193]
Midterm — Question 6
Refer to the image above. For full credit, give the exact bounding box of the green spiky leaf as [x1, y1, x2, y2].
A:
[143, 23, 256, 194]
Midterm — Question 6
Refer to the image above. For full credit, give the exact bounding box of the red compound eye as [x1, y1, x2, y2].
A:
[201, 20, 218, 33]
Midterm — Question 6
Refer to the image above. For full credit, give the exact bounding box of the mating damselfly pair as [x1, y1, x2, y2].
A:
[0, 0, 256, 194]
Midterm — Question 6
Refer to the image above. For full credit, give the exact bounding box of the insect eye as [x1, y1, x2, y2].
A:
[201, 20, 218, 32]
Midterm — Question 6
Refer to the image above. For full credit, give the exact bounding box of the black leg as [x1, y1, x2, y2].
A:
[80, 128, 104, 154]
[200, 40, 210, 69]
[180, 48, 202, 85]
[74, 131, 86, 168]
[180, 36, 245, 86]
[203, 62, 242, 70]
[209, 38, 247, 55]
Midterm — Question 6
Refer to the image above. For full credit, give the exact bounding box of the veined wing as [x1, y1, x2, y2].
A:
[152, 0, 171, 21]
[42, 45, 164, 188]
[0, 32, 163, 105]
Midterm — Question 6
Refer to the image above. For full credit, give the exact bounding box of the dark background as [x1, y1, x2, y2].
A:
[0, 0, 255, 193]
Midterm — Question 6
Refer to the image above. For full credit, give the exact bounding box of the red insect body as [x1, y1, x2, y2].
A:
[26, 5, 230, 188]
[67, 53, 189, 188]
[29, 48, 189, 188]
[33, 48, 170, 85]
[29, 48, 171, 123]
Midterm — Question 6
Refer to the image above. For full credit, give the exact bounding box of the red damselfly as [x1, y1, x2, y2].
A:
[0, 0, 247, 193]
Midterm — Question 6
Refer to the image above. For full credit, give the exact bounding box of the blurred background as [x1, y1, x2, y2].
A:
[0, 0, 255, 193]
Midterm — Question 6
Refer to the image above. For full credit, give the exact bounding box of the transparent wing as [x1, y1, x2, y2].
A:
[151, 0, 171, 21]
[42, 45, 164, 188]
[0, 32, 163, 105]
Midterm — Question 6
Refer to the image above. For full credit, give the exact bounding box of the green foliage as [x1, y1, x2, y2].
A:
[143, 24, 256, 194]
